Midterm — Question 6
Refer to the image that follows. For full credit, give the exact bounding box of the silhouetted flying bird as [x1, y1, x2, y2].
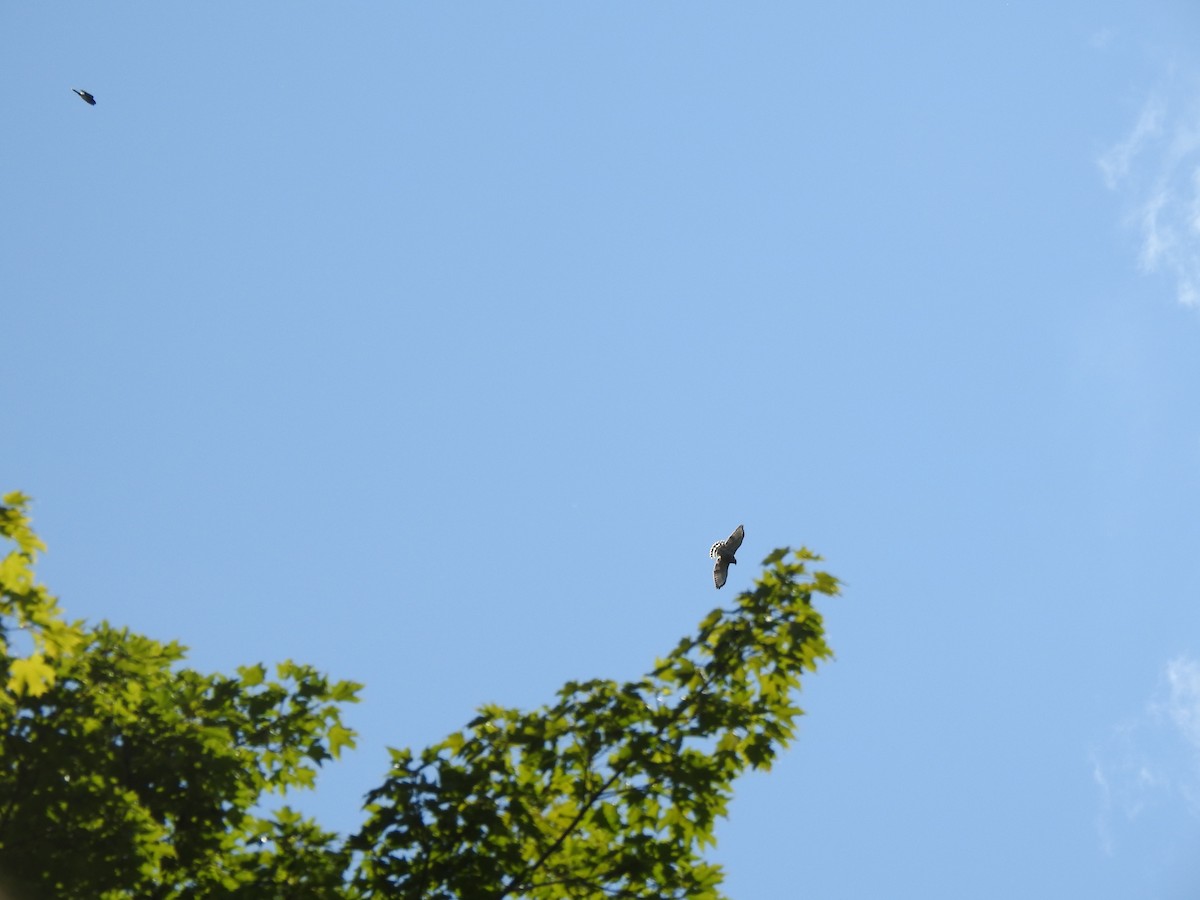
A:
[73, 89, 96, 105]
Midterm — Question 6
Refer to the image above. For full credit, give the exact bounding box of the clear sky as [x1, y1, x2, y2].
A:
[5, 2, 1200, 897]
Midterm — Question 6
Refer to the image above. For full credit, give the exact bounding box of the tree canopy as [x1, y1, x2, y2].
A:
[0, 492, 839, 899]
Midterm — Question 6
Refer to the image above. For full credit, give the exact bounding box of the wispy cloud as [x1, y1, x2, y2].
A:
[1091, 655, 1200, 854]
[1089, 27, 1117, 52]
[1156, 656, 1200, 754]
[1098, 99, 1164, 190]
[1100, 88, 1200, 307]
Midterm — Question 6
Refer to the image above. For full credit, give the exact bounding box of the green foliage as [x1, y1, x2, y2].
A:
[0, 494, 840, 899]
[0, 494, 362, 899]
[350, 546, 838, 899]
[0, 493, 82, 705]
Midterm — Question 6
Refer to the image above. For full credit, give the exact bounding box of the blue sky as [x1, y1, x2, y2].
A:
[5, 2, 1200, 896]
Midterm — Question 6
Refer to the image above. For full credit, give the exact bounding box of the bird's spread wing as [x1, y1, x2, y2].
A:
[723, 525, 744, 554]
[713, 557, 730, 589]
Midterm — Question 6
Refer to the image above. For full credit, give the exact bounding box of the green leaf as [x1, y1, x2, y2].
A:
[5, 653, 55, 697]
[237, 662, 266, 686]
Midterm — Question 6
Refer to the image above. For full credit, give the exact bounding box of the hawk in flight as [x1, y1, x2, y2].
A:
[709, 524, 744, 589]
[73, 89, 96, 105]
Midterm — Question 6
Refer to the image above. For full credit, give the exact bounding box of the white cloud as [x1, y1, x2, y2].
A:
[1100, 89, 1200, 307]
[1098, 99, 1163, 190]
[1136, 187, 1170, 270]
[1091, 759, 1114, 854]
[1091, 655, 1200, 853]
[1157, 656, 1200, 750]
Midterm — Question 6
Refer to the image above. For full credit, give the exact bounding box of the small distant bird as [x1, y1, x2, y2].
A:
[72, 89, 96, 105]
[709, 524, 744, 589]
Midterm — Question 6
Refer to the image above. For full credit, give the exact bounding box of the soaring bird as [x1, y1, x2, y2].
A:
[73, 89, 96, 105]
[709, 524, 744, 589]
